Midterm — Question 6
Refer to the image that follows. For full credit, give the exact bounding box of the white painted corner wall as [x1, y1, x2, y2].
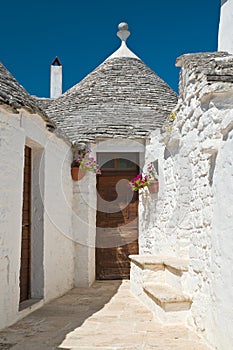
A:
[0, 107, 74, 329]
[72, 170, 97, 288]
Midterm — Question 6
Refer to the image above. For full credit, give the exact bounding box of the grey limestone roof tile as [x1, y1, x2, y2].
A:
[36, 97, 55, 110]
[0, 63, 72, 143]
[0, 62, 54, 128]
[42, 57, 178, 143]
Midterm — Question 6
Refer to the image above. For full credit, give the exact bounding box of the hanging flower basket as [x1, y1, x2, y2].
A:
[148, 181, 159, 194]
[71, 167, 86, 181]
[71, 147, 101, 181]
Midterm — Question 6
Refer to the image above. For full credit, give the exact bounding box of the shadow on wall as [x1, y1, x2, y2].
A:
[0, 281, 122, 350]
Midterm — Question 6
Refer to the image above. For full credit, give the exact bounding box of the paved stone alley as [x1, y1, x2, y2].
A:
[0, 280, 211, 350]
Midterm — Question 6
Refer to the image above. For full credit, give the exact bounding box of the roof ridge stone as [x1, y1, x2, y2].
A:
[105, 22, 141, 61]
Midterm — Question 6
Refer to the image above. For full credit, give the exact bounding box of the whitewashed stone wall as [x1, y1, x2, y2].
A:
[0, 106, 74, 329]
[139, 130, 166, 254]
[140, 128, 192, 258]
[140, 57, 233, 349]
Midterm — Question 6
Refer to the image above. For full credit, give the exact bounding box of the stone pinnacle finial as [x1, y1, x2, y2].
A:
[117, 22, 130, 42]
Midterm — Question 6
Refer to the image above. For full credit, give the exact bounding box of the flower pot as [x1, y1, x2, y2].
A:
[148, 181, 159, 194]
[71, 167, 86, 181]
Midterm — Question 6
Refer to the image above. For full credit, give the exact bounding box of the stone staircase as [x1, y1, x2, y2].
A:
[129, 255, 192, 324]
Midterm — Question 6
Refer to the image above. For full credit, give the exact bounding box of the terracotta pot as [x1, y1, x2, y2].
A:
[148, 181, 159, 194]
[71, 167, 86, 181]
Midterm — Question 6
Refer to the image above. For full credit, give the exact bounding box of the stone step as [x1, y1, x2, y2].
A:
[129, 254, 189, 274]
[143, 283, 192, 312]
[164, 257, 189, 274]
[129, 255, 164, 271]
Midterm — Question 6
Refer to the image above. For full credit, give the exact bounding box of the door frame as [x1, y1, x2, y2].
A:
[19, 141, 45, 308]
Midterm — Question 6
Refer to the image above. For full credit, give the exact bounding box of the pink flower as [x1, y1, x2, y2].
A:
[129, 173, 151, 191]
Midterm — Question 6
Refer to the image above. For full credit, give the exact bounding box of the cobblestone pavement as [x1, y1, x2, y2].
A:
[0, 280, 212, 350]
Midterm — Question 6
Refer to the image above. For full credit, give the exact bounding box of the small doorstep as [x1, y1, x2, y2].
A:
[19, 298, 43, 311]
[143, 283, 192, 312]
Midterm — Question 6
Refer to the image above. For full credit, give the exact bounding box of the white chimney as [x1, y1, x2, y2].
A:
[50, 57, 62, 98]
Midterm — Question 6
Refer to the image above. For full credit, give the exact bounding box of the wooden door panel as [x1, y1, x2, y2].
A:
[96, 169, 139, 280]
[96, 241, 137, 280]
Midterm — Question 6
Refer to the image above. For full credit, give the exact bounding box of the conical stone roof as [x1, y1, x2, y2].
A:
[0, 62, 53, 126]
[41, 23, 178, 143]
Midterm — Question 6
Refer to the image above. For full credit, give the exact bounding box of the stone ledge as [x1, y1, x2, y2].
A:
[143, 283, 192, 312]
[129, 255, 189, 273]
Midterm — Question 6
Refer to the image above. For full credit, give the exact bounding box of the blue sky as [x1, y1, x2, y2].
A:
[0, 0, 221, 97]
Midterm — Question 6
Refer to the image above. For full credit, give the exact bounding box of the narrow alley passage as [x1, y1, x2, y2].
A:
[0, 281, 211, 350]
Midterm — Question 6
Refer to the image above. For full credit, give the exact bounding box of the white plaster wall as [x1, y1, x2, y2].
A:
[73, 169, 97, 287]
[0, 109, 25, 329]
[218, 0, 233, 53]
[205, 112, 233, 349]
[72, 142, 100, 287]
[43, 134, 74, 301]
[139, 130, 167, 254]
[0, 107, 74, 329]
[139, 64, 233, 349]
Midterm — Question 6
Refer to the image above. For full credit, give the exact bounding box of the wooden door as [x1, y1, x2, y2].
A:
[96, 156, 139, 280]
[19, 146, 31, 302]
